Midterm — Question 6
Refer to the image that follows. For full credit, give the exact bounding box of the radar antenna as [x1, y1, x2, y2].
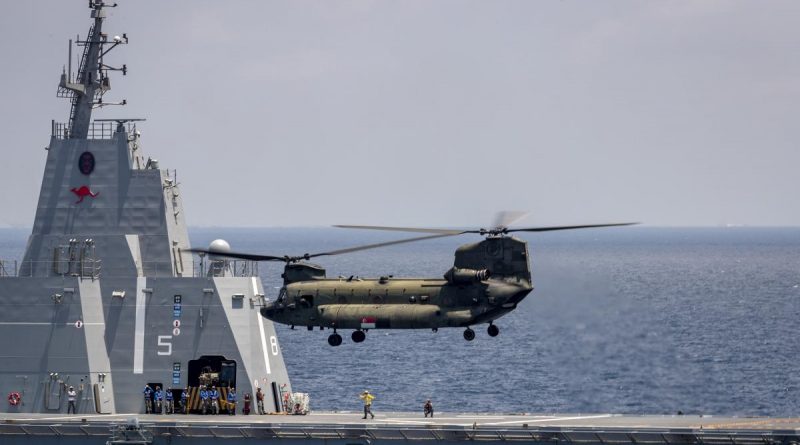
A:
[56, 1, 128, 139]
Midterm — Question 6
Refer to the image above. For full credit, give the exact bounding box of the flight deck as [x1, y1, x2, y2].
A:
[0, 412, 797, 445]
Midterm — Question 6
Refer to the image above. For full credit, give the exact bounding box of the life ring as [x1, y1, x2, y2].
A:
[7, 392, 21, 406]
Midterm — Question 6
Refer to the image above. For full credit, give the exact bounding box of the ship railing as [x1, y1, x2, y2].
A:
[0, 421, 794, 444]
[191, 259, 260, 278]
[9, 259, 102, 279]
[64, 24, 94, 131]
[51, 121, 71, 139]
[51, 120, 140, 140]
[0, 260, 17, 277]
[2, 259, 259, 279]
[146, 424, 800, 444]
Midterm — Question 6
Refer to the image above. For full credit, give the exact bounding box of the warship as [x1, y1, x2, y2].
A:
[0, 2, 797, 445]
[0, 0, 291, 416]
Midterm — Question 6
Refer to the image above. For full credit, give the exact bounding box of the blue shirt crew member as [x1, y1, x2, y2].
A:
[154, 387, 163, 414]
[164, 388, 174, 414]
[227, 388, 237, 415]
[200, 388, 210, 415]
[181, 388, 189, 414]
[143, 385, 153, 414]
[210, 387, 220, 415]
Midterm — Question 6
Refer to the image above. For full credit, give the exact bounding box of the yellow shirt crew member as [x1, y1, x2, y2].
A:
[359, 390, 375, 419]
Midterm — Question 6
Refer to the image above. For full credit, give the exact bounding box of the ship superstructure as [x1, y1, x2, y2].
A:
[0, 1, 291, 414]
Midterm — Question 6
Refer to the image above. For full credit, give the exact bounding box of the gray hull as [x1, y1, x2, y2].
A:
[0, 275, 289, 415]
[0, 2, 290, 415]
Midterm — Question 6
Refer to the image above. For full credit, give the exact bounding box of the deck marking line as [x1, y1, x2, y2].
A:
[482, 414, 615, 426]
[374, 420, 436, 425]
[133, 277, 146, 374]
[0, 322, 103, 326]
[254, 277, 272, 375]
[456, 415, 515, 418]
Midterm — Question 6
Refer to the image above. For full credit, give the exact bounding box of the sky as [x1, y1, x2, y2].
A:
[0, 1, 798, 228]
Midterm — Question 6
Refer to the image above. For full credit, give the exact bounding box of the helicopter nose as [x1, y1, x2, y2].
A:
[260, 304, 276, 319]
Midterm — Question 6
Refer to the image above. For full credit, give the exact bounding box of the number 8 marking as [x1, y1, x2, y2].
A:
[270, 336, 279, 355]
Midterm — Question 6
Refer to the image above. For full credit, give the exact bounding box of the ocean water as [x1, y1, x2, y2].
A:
[1, 227, 798, 416]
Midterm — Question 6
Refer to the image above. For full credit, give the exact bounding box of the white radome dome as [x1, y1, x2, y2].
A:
[208, 239, 231, 255]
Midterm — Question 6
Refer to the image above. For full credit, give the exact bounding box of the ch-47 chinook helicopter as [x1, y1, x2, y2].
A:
[191, 214, 635, 346]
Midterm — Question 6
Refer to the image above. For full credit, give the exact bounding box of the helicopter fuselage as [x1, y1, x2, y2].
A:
[261, 275, 533, 330]
[194, 224, 631, 346]
[258, 235, 534, 345]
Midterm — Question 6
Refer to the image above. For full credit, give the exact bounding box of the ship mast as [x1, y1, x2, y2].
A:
[57, 0, 128, 139]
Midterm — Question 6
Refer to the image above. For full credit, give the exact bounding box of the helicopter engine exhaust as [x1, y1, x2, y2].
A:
[444, 267, 491, 285]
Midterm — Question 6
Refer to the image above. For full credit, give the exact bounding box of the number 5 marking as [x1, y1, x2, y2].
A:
[158, 335, 173, 356]
[270, 336, 279, 355]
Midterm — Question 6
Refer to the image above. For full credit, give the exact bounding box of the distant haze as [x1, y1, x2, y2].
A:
[1, 1, 798, 228]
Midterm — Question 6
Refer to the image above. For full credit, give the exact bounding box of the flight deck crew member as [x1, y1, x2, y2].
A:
[200, 387, 210, 414]
[164, 387, 174, 414]
[256, 387, 266, 415]
[227, 387, 237, 415]
[143, 384, 153, 414]
[359, 390, 375, 419]
[424, 399, 434, 418]
[180, 388, 189, 414]
[243, 392, 251, 415]
[67, 386, 77, 414]
[154, 386, 163, 414]
[210, 386, 220, 414]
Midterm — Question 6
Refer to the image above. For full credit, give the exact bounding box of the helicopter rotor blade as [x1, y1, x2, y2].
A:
[187, 232, 458, 263]
[492, 211, 529, 230]
[335, 221, 639, 236]
[333, 225, 464, 235]
[186, 248, 288, 262]
[310, 233, 461, 258]
[506, 222, 639, 233]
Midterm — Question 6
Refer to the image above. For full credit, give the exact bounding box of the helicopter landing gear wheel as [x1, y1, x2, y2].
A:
[351, 330, 366, 343]
[487, 324, 499, 337]
[328, 333, 343, 346]
[463, 328, 476, 341]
